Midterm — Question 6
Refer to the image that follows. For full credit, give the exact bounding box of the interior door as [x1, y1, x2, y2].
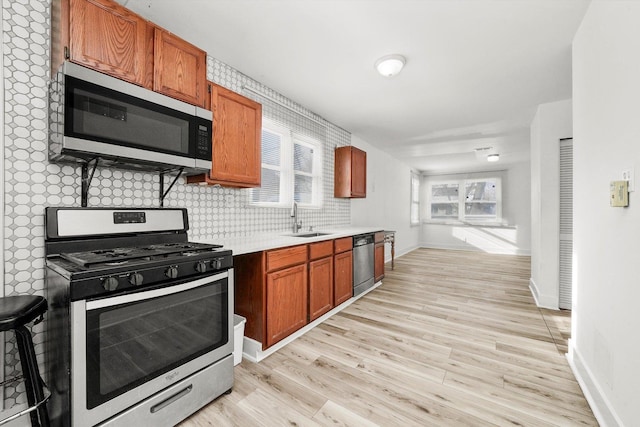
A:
[559, 138, 573, 310]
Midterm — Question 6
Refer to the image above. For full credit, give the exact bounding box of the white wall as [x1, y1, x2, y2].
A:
[571, 2, 640, 426]
[420, 164, 531, 255]
[350, 136, 420, 260]
[529, 99, 572, 309]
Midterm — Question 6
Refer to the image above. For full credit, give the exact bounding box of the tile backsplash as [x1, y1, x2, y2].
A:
[1, 0, 350, 410]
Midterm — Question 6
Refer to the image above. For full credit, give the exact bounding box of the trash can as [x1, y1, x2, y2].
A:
[233, 314, 246, 366]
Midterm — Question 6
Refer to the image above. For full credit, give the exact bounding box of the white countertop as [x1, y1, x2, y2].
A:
[195, 226, 385, 255]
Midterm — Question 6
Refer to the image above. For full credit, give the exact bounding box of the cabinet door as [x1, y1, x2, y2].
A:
[69, 0, 152, 87]
[374, 242, 385, 282]
[153, 28, 206, 107]
[309, 257, 334, 321]
[351, 147, 367, 197]
[266, 264, 307, 347]
[334, 146, 366, 198]
[208, 83, 262, 186]
[334, 250, 353, 306]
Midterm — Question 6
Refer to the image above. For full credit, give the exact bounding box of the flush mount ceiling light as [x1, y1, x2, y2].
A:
[487, 154, 500, 162]
[375, 54, 406, 77]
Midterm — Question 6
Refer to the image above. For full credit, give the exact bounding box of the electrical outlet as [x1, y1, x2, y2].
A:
[622, 168, 635, 192]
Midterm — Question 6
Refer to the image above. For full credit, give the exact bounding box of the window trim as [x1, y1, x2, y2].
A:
[410, 172, 420, 226]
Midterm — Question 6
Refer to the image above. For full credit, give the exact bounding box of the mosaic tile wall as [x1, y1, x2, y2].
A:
[1, 0, 350, 411]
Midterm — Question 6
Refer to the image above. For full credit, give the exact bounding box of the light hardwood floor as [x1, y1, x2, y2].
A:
[180, 248, 597, 426]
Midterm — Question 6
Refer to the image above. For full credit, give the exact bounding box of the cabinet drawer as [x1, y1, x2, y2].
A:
[334, 237, 353, 254]
[375, 231, 385, 244]
[309, 240, 333, 260]
[266, 245, 307, 272]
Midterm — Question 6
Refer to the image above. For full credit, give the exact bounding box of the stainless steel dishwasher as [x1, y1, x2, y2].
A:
[353, 233, 375, 296]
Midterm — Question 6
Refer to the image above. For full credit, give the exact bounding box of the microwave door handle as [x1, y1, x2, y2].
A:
[85, 272, 228, 310]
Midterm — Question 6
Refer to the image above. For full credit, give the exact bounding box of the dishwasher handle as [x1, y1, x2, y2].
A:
[353, 234, 374, 247]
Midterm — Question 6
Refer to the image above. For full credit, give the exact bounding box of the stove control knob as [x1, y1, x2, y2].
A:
[195, 261, 207, 273]
[128, 273, 144, 286]
[211, 258, 222, 270]
[102, 277, 119, 291]
[165, 266, 179, 279]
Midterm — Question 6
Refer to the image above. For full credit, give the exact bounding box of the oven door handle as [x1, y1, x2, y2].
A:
[85, 272, 229, 310]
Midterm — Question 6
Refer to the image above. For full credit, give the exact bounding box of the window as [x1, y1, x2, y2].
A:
[464, 180, 498, 219]
[250, 119, 322, 208]
[410, 172, 420, 225]
[430, 182, 459, 220]
[428, 177, 501, 223]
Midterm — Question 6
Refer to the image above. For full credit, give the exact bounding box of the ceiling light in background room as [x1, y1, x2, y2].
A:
[375, 54, 406, 77]
[487, 154, 500, 162]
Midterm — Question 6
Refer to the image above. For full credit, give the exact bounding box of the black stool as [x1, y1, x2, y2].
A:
[0, 296, 49, 427]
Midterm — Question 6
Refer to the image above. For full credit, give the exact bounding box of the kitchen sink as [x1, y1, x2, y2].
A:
[288, 232, 332, 238]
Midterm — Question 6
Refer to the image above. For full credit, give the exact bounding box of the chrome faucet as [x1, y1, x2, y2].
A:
[290, 202, 302, 233]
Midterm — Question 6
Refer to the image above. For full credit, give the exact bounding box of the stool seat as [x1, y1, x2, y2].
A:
[0, 296, 47, 332]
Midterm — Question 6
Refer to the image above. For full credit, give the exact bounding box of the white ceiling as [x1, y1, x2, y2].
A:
[120, 0, 590, 174]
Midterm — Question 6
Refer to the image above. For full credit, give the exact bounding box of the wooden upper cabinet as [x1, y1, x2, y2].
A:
[334, 146, 367, 198]
[53, 0, 206, 107]
[187, 82, 262, 188]
[209, 83, 262, 186]
[153, 28, 207, 107]
[64, 0, 153, 87]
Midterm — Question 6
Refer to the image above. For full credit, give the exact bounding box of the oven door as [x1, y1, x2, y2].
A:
[70, 271, 233, 427]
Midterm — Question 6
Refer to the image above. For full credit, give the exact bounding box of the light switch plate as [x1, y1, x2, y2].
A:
[622, 168, 635, 192]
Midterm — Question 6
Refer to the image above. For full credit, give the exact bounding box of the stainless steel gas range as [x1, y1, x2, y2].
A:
[44, 207, 234, 427]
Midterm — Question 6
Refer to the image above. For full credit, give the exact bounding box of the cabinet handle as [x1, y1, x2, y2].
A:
[64, 46, 70, 59]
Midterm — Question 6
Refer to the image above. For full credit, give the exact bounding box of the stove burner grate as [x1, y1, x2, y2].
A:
[59, 242, 224, 267]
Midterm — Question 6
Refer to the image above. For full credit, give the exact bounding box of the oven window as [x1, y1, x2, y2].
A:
[85, 280, 228, 409]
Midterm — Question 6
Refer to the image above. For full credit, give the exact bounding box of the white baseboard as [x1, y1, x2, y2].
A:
[419, 242, 531, 256]
[567, 340, 623, 427]
[528, 277, 559, 309]
[529, 278, 540, 305]
[240, 280, 384, 363]
[385, 244, 419, 264]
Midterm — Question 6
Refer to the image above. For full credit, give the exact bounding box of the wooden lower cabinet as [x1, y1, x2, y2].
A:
[234, 236, 361, 350]
[334, 250, 353, 306]
[266, 263, 308, 347]
[309, 257, 334, 321]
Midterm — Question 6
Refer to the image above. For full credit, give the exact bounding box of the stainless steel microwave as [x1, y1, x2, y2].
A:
[49, 62, 212, 173]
